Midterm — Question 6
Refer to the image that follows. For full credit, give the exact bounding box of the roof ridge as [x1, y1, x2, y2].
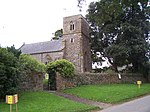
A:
[25, 40, 50, 45]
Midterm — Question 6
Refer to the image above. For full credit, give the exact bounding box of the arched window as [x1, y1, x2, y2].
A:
[44, 54, 52, 65]
[46, 54, 52, 60]
[70, 21, 75, 31]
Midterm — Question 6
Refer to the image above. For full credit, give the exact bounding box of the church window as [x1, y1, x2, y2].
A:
[70, 21, 75, 31]
[70, 38, 74, 43]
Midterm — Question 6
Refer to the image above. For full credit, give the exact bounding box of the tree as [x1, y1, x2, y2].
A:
[77, 0, 86, 11]
[7, 45, 21, 58]
[52, 29, 63, 40]
[86, 0, 150, 73]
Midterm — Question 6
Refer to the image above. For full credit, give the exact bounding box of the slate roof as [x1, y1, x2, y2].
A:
[20, 39, 64, 54]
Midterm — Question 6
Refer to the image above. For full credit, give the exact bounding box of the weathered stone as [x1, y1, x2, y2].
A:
[63, 15, 92, 72]
[56, 73, 147, 90]
[20, 72, 44, 91]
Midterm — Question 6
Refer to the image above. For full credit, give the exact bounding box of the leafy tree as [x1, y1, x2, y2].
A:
[52, 29, 63, 40]
[86, 0, 150, 73]
[77, 0, 86, 11]
[47, 59, 75, 78]
[0, 48, 20, 99]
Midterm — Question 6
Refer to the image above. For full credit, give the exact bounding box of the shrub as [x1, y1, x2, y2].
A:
[47, 59, 75, 78]
[0, 48, 20, 99]
[19, 54, 46, 74]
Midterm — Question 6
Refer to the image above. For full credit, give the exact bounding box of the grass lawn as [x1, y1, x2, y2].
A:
[62, 83, 150, 103]
[0, 91, 98, 112]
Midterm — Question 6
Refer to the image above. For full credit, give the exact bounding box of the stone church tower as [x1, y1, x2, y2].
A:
[63, 14, 92, 72]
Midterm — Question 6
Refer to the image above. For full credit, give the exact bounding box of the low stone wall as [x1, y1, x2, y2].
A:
[56, 74, 76, 90]
[20, 72, 44, 91]
[56, 73, 147, 90]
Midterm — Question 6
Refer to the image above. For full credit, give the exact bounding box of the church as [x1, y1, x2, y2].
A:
[20, 15, 92, 72]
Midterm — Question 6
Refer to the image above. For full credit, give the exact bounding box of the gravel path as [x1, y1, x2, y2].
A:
[49, 91, 112, 109]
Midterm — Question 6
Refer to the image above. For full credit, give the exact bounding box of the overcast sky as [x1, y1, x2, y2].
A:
[0, 0, 96, 48]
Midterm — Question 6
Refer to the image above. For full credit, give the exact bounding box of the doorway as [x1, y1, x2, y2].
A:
[48, 71, 57, 90]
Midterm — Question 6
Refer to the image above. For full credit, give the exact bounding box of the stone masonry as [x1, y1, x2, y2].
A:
[63, 15, 92, 72]
[56, 73, 148, 90]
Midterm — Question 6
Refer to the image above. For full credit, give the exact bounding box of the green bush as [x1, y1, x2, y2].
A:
[19, 54, 46, 74]
[0, 47, 46, 99]
[47, 59, 75, 78]
[0, 48, 20, 99]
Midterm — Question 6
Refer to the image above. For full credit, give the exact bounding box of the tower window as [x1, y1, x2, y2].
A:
[70, 38, 74, 43]
[70, 21, 75, 31]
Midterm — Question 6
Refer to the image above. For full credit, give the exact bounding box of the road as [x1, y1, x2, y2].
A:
[99, 95, 150, 112]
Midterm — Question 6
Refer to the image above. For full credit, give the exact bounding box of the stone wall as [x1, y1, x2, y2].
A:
[31, 51, 64, 64]
[56, 72, 147, 90]
[56, 73, 76, 90]
[20, 72, 44, 91]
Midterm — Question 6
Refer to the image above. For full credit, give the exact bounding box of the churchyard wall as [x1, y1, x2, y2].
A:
[56, 73, 147, 90]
